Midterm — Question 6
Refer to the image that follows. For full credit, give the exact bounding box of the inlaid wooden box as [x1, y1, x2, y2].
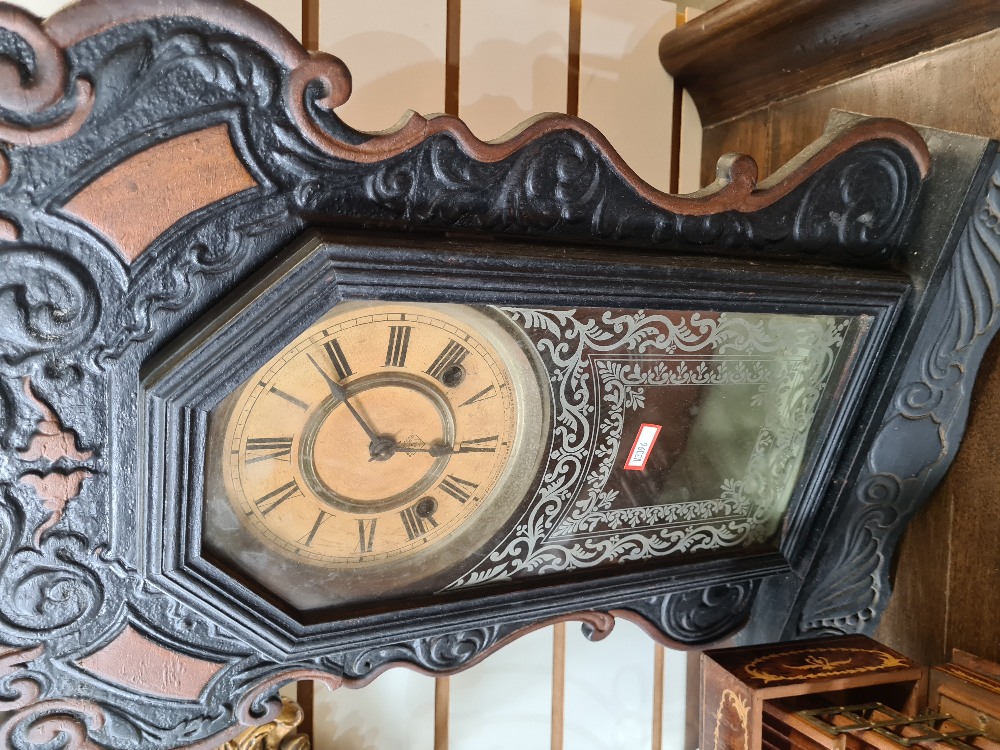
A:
[931, 652, 1000, 739]
[702, 636, 925, 750]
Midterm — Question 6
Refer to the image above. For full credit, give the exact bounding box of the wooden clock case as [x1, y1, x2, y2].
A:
[0, 0, 996, 747]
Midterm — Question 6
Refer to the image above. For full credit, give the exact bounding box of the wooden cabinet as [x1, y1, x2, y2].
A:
[932, 652, 1000, 741]
[703, 636, 924, 750]
[703, 638, 1000, 750]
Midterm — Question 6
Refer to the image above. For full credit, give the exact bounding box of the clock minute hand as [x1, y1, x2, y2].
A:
[306, 353, 380, 443]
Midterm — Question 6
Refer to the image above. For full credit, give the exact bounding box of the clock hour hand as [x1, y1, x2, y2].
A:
[387, 442, 474, 458]
[306, 353, 380, 444]
[428, 436, 498, 456]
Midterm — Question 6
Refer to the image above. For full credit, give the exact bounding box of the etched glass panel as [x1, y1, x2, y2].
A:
[448, 307, 866, 590]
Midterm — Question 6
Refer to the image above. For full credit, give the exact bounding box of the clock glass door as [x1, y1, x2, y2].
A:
[202, 300, 870, 611]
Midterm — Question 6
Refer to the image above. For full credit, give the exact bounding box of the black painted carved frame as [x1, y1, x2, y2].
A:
[0, 0, 996, 747]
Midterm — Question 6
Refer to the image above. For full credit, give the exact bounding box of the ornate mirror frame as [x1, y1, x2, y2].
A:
[0, 1, 998, 747]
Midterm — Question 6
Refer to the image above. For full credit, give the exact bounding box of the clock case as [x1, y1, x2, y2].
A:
[0, 0, 998, 747]
[143, 231, 907, 640]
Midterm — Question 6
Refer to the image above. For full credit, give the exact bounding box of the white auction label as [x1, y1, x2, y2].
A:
[624, 423, 662, 471]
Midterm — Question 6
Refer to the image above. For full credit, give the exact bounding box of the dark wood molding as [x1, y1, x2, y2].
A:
[659, 0, 1000, 127]
[0, 0, 929, 224]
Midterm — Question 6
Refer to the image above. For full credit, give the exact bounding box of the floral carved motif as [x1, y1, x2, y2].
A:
[713, 689, 749, 750]
[15, 379, 93, 544]
[741, 647, 911, 685]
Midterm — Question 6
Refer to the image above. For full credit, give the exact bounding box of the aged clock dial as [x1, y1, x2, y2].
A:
[205, 301, 548, 598]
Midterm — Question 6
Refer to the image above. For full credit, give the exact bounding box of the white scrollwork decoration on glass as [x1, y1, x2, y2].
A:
[447, 309, 853, 589]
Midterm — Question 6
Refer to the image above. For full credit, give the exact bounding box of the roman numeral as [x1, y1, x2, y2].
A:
[253, 480, 301, 516]
[439, 475, 477, 503]
[358, 518, 377, 553]
[299, 510, 331, 547]
[459, 384, 496, 407]
[245, 436, 293, 464]
[460, 435, 498, 453]
[384, 325, 412, 367]
[267, 385, 309, 410]
[324, 338, 352, 380]
[400, 497, 439, 540]
[426, 340, 468, 381]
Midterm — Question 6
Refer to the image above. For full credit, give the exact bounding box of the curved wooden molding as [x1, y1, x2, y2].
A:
[42, 0, 312, 67]
[4, 0, 929, 220]
[63, 124, 257, 263]
[289, 106, 929, 217]
[0, 5, 94, 146]
[659, 0, 1000, 127]
[337, 610, 618, 688]
[332, 582, 759, 687]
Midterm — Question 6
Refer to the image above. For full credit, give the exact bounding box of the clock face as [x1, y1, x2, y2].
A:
[202, 297, 870, 612]
[203, 301, 549, 602]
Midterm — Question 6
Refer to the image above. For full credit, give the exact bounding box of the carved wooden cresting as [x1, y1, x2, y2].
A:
[0, 1, 996, 747]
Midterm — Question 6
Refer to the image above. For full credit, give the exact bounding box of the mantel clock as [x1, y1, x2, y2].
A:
[0, 1, 998, 747]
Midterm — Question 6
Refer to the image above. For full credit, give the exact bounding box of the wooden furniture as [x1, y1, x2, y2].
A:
[931, 652, 1000, 741]
[0, 1, 997, 748]
[661, 0, 1000, 665]
[703, 637, 1000, 750]
[703, 636, 925, 750]
[659, 0, 1000, 186]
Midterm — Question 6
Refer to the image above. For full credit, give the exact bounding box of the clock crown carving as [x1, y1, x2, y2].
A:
[0, 1, 993, 749]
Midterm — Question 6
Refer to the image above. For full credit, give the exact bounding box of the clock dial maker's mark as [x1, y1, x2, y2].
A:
[400, 497, 439, 540]
[245, 436, 293, 464]
[254, 480, 302, 516]
[385, 325, 412, 367]
[439, 475, 478, 503]
[426, 340, 468, 381]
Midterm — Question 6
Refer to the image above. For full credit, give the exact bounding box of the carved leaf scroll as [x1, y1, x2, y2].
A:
[15, 378, 93, 544]
[0, 4, 95, 146]
[797, 160, 1000, 636]
[18, 379, 91, 464]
